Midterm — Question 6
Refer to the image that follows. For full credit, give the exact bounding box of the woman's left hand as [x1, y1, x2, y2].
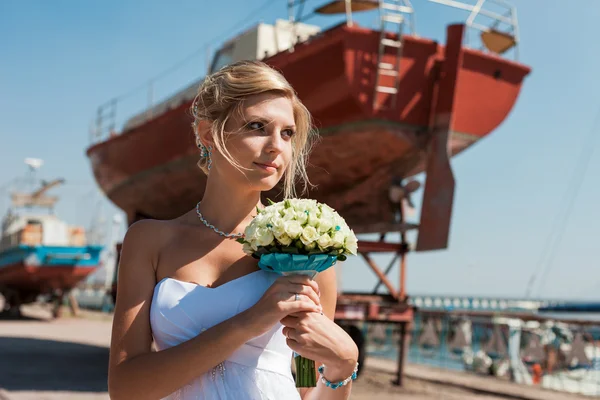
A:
[281, 311, 358, 373]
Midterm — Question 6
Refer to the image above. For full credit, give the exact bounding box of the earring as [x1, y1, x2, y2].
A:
[207, 145, 213, 171]
[197, 143, 207, 156]
[197, 143, 212, 171]
[198, 143, 212, 171]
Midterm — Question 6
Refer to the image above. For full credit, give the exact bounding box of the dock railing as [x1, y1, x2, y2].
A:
[365, 309, 600, 397]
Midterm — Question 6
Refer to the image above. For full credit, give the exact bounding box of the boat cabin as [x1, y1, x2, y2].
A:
[0, 212, 87, 252]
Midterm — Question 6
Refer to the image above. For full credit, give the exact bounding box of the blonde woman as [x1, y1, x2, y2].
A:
[108, 60, 359, 400]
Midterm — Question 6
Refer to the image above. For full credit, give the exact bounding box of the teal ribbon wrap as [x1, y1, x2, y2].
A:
[257, 253, 338, 279]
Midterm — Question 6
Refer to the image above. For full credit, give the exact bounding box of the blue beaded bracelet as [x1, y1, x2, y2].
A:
[317, 362, 359, 389]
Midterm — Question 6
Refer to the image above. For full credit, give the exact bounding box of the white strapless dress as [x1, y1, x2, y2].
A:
[150, 270, 302, 400]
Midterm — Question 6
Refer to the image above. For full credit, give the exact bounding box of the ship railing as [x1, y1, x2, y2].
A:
[428, 0, 520, 60]
[287, 0, 518, 59]
[287, 0, 415, 32]
[89, 98, 118, 145]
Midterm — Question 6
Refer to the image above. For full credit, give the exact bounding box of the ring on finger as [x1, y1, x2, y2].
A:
[294, 293, 300, 301]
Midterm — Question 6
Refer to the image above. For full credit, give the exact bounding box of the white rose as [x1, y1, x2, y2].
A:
[268, 211, 280, 223]
[245, 223, 258, 240]
[345, 231, 358, 255]
[317, 233, 332, 249]
[255, 227, 274, 247]
[249, 240, 259, 251]
[271, 203, 285, 214]
[284, 221, 303, 239]
[339, 223, 351, 237]
[306, 201, 319, 216]
[307, 211, 319, 227]
[288, 198, 301, 209]
[242, 242, 254, 255]
[296, 210, 308, 225]
[331, 231, 345, 248]
[320, 207, 334, 222]
[271, 219, 287, 239]
[282, 208, 297, 221]
[300, 225, 319, 246]
[317, 217, 333, 233]
[292, 199, 308, 212]
[277, 234, 292, 246]
[253, 213, 270, 229]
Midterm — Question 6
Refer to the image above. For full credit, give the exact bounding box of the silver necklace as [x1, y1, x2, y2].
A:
[195, 201, 245, 239]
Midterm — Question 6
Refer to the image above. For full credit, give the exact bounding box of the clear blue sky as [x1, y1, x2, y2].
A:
[1, 1, 598, 300]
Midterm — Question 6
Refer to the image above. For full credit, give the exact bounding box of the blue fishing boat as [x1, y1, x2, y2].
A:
[0, 162, 103, 317]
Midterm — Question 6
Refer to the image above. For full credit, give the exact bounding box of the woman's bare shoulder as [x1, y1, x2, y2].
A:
[122, 219, 174, 246]
[119, 219, 179, 271]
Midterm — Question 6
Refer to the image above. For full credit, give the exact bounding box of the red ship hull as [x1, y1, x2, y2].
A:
[86, 23, 530, 236]
[0, 263, 96, 295]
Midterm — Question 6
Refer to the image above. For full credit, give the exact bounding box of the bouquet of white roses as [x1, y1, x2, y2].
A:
[239, 198, 357, 261]
[237, 198, 357, 387]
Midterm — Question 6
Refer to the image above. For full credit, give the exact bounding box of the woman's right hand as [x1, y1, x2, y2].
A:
[244, 274, 322, 337]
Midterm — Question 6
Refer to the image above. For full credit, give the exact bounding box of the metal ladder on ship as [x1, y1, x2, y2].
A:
[373, 0, 414, 110]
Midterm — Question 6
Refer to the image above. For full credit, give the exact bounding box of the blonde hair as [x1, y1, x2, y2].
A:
[191, 60, 316, 199]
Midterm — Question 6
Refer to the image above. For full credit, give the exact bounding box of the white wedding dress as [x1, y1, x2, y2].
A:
[150, 270, 302, 400]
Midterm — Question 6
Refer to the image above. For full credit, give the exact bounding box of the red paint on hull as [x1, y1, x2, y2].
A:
[86, 23, 530, 232]
[0, 263, 97, 295]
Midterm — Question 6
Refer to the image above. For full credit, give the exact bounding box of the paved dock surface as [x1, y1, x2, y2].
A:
[369, 358, 593, 400]
[0, 304, 594, 400]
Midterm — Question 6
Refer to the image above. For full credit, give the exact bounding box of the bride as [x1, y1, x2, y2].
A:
[108, 60, 359, 399]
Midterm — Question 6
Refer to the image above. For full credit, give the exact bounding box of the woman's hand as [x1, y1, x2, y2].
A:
[281, 311, 359, 380]
[244, 274, 322, 337]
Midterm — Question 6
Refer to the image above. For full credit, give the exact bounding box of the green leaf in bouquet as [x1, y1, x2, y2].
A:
[267, 198, 276, 205]
[236, 238, 246, 244]
[295, 240, 304, 249]
[255, 247, 270, 256]
[281, 246, 299, 254]
[284, 199, 291, 208]
[337, 254, 347, 261]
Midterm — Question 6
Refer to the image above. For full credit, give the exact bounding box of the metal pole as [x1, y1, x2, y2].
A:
[345, 0, 353, 27]
[288, 0, 297, 51]
[206, 45, 212, 74]
[511, 7, 520, 61]
[95, 106, 102, 141]
[400, 250, 407, 301]
[396, 322, 408, 385]
[147, 80, 154, 111]
[288, 0, 294, 22]
[399, 194, 407, 302]
[109, 98, 117, 135]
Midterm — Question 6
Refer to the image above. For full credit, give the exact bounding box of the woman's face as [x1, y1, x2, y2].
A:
[212, 92, 296, 192]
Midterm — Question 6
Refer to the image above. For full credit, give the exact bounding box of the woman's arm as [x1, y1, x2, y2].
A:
[296, 267, 358, 400]
[107, 220, 261, 400]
